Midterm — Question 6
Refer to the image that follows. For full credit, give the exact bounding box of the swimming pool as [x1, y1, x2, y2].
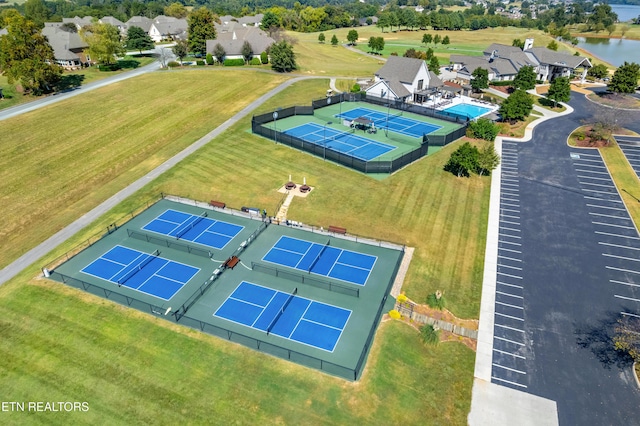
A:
[442, 103, 492, 119]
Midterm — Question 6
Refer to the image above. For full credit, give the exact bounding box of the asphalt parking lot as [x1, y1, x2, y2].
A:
[491, 94, 640, 424]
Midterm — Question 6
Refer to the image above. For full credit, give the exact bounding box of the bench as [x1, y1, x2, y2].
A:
[224, 256, 240, 269]
[209, 200, 226, 209]
[328, 225, 347, 235]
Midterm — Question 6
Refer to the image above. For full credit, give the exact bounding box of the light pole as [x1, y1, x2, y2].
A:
[273, 111, 279, 144]
[323, 121, 333, 160]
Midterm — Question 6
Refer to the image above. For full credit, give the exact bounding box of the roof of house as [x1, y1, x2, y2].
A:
[126, 16, 153, 33]
[42, 23, 88, 61]
[206, 27, 274, 56]
[99, 16, 125, 27]
[484, 43, 538, 69]
[429, 71, 444, 88]
[151, 19, 187, 36]
[62, 16, 94, 29]
[375, 55, 426, 84]
[237, 14, 263, 26]
[525, 47, 591, 68]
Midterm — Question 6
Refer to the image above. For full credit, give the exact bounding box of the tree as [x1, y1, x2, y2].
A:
[425, 47, 434, 60]
[608, 61, 640, 94]
[477, 143, 501, 176]
[614, 316, 640, 363]
[164, 2, 188, 19]
[547, 40, 559, 51]
[468, 118, 500, 142]
[261, 11, 281, 32]
[270, 40, 297, 72]
[0, 12, 61, 95]
[188, 8, 217, 56]
[429, 56, 440, 75]
[444, 142, 479, 177]
[442, 35, 450, 46]
[241, 41, 253, 64]
[318, 32, 325, 43]
[512, 38, 525, 49]
[433, 34, 441, 45]
[212, 43, 225, 64]
[24, 0, 49, 28]
[172, 39, 188, 63]
[81, 23, 125, 65]
[423, 33, 432, 45]
[546, 77, 571, 107]
[368, 36, 384, 54]
[331, 34, 338, 46]
[513, 65, 537, 90]
[499, 89, 534, 123]
[587, 64, 609, 80]
[471, 68, 489, 92]
[125, 26, 154, 54]
[206, 53, 213, 65]
[260, 51, 268, 64]
[347, 29, 358, 45]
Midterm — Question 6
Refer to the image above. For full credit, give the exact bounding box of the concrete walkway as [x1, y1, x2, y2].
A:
[0, 76, 310, 286]
[468, 92, 575, 426]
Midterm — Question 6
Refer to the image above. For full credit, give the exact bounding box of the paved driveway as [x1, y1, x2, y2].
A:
[490, 93, 640, 424]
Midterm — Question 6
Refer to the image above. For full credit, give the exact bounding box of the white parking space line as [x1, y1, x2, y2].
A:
[603, 253, 640, 262]
[494, 348, 526, 359]
[497, 281, 523, 289]
[593, 222, 636, 230]
[587, 204, 627, 211]
[497, 291, 524, 299]
[599, 242, 640, 251]
[615, 294, 640, 303]
[580, 182, 616, 188]
[500, 226, 521, 232]
[576, 169, 609, 175]
[498, 255, 522, 262]
[496, 312, 525, 321]
[596, 231, 639, 240]
[492, 376, 528, 388]
[499, 264, 523, 271]
[497, 272, 523, 280]
[584, 196, 622, 203]
[502, 183, 519, 187]
[492, 363, 527, 375]
[589, 212, 631, 220]
[502, 188, 520, 193]
[495, 323, 525, 333]
[500, 233, 522, 239]
[501, 214, 520, 220]
[499, 248, 522, 254]
[501, 208, 520, 213]
[494, 336, 525, 346]
[611, 279, 640, 288]
[496, 301, 524, 310]
[578, 175, 612, 182]
[606, 266, 640, 275]
[622, 312, 640, 319]
[583, 189, 616, 195]
[499, 240, 522, 246]
[501, 220, 521, 226]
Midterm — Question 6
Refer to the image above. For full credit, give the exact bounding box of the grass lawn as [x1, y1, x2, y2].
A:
[600, 140, 640, 230]
[498, 115, 538, 139]
[0, 69, 288, 270]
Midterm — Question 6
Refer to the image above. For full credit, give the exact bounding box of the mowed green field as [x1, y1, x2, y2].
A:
[1, 72, 483, 423]
[0, 69, 288, 270]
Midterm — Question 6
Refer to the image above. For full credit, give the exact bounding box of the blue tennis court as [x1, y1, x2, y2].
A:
[283, 122, 396, 161]
[214, 281, 351, 352]
[142, 209, 244, 250]
[337, 107, 441, 139]
[81, 245, 200, 300]
[262, 236, 377, 286]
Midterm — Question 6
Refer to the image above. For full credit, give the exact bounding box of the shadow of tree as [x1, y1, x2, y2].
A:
[56, 74, 85, 92]
[575, 312, 634, 370]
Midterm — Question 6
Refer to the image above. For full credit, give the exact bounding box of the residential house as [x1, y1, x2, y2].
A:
[125, 16, 153, 34]
[42, 22, 89, 69]
[148, 16, 188, 42]
[365, 55, 444, 104]
[237, 14, 263, 27]
[205, 27, 274, 61]
[99, 16, 126, 35]
[450, 38, 591, 83]
[62, 16, 93, 30]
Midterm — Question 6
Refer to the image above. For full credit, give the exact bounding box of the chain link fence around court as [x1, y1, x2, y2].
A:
[251, 93, 467, 174]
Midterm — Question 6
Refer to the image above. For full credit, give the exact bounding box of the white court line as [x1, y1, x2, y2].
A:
[492, 364, 526, 375]
[578, 175, 612, 182]
[495, 323, 525, 333]
[589, 212, 631, 220]
[587, 204, 627, 211]
[499, 247, 522, 254]
[496, 312, 524, 321]
[599, 242, 640, 251]
[603, 253, 640, 262]
[492, 376, 528, 388]
[497, 281, 523, 289]
[607, 266, 640, 275]
[494, 336, 525, 346]
[584, 196, 622, 203]
[611, 280, 640, 288]
[497, 272, 523, 280]
[596, 231, 640, 240]
[498, 255, 522, 262]
[615, 294, 640, 303]
[496, 301, 524, 310]
[494, 348, 526, 359]
[499, 264, 523, 271]
[497, 291, 524, 299]
[593, 222, 636, 230]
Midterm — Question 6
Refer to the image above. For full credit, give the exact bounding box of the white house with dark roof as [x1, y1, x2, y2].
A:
[205, 27, 274, 61]
[450, 38, 591, 83]
[149, 16, 188, 42]
[42, 22, 89, 69]
[365, 55, 443, 103]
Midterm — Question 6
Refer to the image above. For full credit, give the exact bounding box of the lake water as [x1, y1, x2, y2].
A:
[576, 37, 640, 67]
[610, 4, 640, 22]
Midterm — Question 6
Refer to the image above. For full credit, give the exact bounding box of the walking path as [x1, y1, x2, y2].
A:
[0, 76, 310, 286]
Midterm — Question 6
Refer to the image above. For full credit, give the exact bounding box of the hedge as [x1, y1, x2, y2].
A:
[223, 58, 245, 66]
[196, 60, 205, 66]
[250, 57, 262, 65]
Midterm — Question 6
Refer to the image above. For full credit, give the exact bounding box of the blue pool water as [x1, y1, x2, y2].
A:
[442, 103, 491, 120]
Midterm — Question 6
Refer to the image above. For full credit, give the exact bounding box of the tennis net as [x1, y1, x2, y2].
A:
[308, 239, 330, 273]
[118, 249, 160, 286]
[266, 288, 297, 336]
[176, 212, 208, 240]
